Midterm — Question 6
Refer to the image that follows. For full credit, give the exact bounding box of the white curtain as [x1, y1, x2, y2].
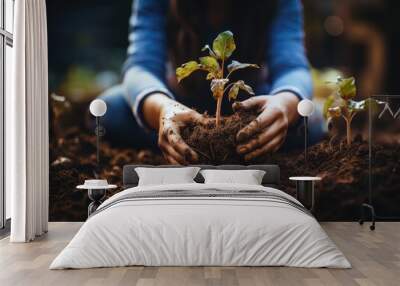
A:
[7, 0, 49, 242]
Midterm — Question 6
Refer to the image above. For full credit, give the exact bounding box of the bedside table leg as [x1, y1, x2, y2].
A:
[87, 189, 107, 217]
[296, 181, 315, 211]
[88, 201, 102, 217]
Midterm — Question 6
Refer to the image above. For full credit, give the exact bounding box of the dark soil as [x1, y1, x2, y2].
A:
[265, 136, 400, 220]
[49, 130, 165, 221]
[49, 97, 165, 221]
[49, 98, 400, 222]
[181, 110, 257, 164]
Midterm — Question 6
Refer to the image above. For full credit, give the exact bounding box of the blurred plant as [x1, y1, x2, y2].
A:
[59, 67, 103, 102]
[324, 77, 385, 146]
[311, 68, 343, 100]
[176, 31, 259, 127]
[49, 93, 71, 145]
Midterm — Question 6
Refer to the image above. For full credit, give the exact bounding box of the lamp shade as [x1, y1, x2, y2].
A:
[297, 99, 315, 117]
[89, 99, 107, 117]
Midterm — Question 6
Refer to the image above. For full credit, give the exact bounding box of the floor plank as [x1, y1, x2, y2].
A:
[0, 222, 399, 286]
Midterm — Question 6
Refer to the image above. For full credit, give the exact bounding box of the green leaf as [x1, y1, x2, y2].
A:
[199, 56, 221, 79]
[347, 98, 387, 114]
[336, 77, 356, 100]
[237, 80, 255, 95]
[206, 73, 216, 80]
[227, 60, 259, 75]
[348, 99, 367, 112]
[201, 45, 217, 58]
[327, 106, 342, 118]
[212, 31, 236, 60]
[228, 85, 240, 101]
[363, 98, 387, 112]
[228, 80, 255, 101]
[176, 61, 201, 82]
[323, 95, 336, 119]
[210, 79, 229, 100]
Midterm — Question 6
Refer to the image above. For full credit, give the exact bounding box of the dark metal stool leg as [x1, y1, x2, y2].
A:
[359, 203, 375, 231]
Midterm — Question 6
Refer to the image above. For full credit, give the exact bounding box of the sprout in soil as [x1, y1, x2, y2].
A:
[324, 76, 384, 146]
[176, 30, 259, 127]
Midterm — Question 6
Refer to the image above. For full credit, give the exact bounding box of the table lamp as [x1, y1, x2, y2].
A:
[297, 99, 315, 163]
[89, 99, 107, 175]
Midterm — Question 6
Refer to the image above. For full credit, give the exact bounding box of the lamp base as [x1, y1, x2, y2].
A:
[87, 188, 107, 217]
[359, 203, 375, 231]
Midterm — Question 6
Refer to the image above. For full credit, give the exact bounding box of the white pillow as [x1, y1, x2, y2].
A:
[135, 167, 201, 186]
[200, 169, 266, 185]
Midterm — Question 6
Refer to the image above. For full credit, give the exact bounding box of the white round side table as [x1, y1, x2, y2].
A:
[77, 180, 117, 217]
[289, 176, 321, 211]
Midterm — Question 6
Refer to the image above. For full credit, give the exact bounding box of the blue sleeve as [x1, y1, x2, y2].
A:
[265, 0, 313, 100]
[122, 0, 174, 129]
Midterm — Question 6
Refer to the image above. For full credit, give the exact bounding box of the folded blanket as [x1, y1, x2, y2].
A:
[92, 188, 311, 218]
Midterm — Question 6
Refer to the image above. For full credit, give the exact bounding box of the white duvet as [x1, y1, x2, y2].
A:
[50, 183, 350, 269]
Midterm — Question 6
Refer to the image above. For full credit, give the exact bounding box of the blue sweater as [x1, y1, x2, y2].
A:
[122, 0, 312, 129]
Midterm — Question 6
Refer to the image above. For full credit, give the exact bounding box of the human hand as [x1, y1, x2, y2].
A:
[158, 101, 207, 165]
[233, 92, 299, 161]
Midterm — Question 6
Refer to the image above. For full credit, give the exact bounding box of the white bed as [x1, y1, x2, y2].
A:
[50, 183, 350, 269]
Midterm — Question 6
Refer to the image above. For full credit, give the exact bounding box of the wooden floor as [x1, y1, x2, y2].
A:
[0, 222, 399, 286]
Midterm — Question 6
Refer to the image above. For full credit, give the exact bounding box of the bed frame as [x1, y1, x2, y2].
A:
[123, 164, 280, 189]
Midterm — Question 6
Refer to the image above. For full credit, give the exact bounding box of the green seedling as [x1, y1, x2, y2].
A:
[324, 76, 384, 146]
[176, 31, 259, 127]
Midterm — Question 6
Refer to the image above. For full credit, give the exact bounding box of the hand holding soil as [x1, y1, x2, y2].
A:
[234, 92, 300, 161]
[173, 31, 302, 163]
[158, 100, 209, 165]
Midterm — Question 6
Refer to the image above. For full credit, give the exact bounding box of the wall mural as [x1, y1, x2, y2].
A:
[366, 96, 400, 221]
[47, 0, 399, 221]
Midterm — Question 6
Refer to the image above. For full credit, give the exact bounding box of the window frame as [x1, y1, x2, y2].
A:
[0, 0, 14, 231]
